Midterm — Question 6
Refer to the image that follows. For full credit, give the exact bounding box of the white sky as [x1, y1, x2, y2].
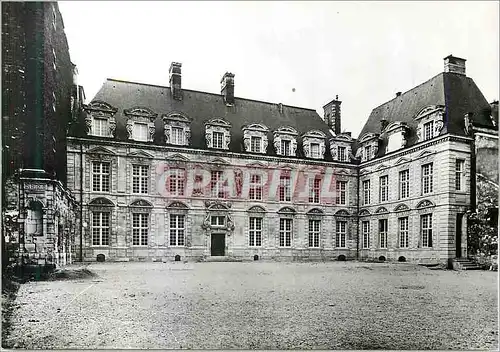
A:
[59, 1, 499, 138]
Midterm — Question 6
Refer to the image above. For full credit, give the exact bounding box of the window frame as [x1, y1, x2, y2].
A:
[169, 214, 185, 246]
[399, 169, 409, 199]
[379, 175, 388, 202]
[336, 180, 347, 205]
[132, 213, 149, 246]
[362, 179, 371, 205]
[399, 217, 409, 248]
[250, 136, 262, 153]
[210, 170, 226, 198]
[337, 146, 347, 162]
[279, 175, 292, 202]
[168, 168, 185, 196]
[423, 120, 434, 141]
[421, 163, 434, 195]
[421, 214, 433, 248]
[132, 122, 149, 142]
[91, 211, 110, 246]
[308, 219, 321, 248]
[335, 220, 347, 248]
[308, 177, 321, 204]
[379, 219, 388, 249]
[132, 164, 149, 194]
[362, 220, 370, 249]
[279, 218, 293, 247]
[210, 215, 226, 227]
[455, 159, 465, 191]
[249, 217, 263, 247]
[249, 174, 263, 200]
[310, 143, 320, 159]
[212, 131, 224, 149]
[92, 161, 110, 193]
[171, 126, 185, 145]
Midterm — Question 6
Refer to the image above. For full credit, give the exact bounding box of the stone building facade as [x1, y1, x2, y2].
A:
[2, 2, 81, 267]
[67, 56, 498, 264]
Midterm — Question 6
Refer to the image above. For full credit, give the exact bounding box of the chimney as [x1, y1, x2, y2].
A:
[490, 101, 498, 127]
[221, 72, 235, 106]
[169, 62, 182, 100]
[444, 55, 466, 75]
[323, 95, 342, 134]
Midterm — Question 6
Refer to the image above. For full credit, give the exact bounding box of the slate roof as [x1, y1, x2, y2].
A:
[88, 78, 335, 160]
[355, 72, 496, 155]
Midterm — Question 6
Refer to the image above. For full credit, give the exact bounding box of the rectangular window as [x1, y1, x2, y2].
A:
[211, 170, 225, 198]
[335, 221, 347, 248]
[310, 143, 320, 158]
[133, 123, 148, 141]
[423, 121, 434, 140]
[281, 140, 291, 156]
[338, 146, 346, 162]
[422, 163, 434, 194]
[421, 214, 433, 247]
[399, 217, 409, 248]
[379, 219, 388, 249]
[279, 175, 291, 202]
[362, 180, 371, 205]
[132, 213, 149, 246]
[171, 127, 184, 145]
[309, 178, 321, 203]
[399, 169, 409, 199]
[379, 175, 388, 202]
[336, 181, 347, 205]
[132, 165, 149, 194]
[210, 216, 225, 227]
[249, 174, 262, 200]
[250, 136, 262, 153]
[92, 162, 110, 192]
[308, 219, 321, 248]
[169, 214, 185, 246]
[249, 217, 262, 247]
[364, 145, 372, 161]
[212, 131, 224, 149]
[455, 159, 465, 191]
[92, 212, 110, 246]
[168, 169, 185, 196]
[92, 118, 108, 137]
[362, 221, 370, 249]
[279, 218, 292, 247]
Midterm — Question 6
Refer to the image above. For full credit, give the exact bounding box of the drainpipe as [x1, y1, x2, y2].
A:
[79, 143, 83, 262]
[356, 165, 360, 260]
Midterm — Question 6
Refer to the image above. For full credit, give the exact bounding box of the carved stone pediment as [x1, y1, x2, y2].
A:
[167, 201, 189, 210]
[205, 200, 231, 210]
[302, 130, 326, 159]
[242, 124, 269, 153]
[375, 207, 388, 214]
[89, 197, 114, 207]
[307, 208, 324, 216]
[84, 101, 118, 138]
[394, 203, 410, 212]
[273, 126, 298, 156]
[334, 209, 350, 217]
[205, 118, 232, 150]
[124, 107, 157, 142]
[277, 207, 296, 215]
[129, 199, 153, 208]
[358, 209, 370, 216]
[416, 199, 435, 209]
[163, 112, 192, 146]
[414, 105, 445, 142]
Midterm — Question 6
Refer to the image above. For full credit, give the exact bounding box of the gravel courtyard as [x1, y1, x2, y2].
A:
[4, 261, 498, 350]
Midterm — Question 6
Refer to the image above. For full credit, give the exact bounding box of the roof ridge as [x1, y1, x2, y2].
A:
[105, 78, 317, 112]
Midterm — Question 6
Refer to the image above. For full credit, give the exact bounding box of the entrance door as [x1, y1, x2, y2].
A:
[456, 213, 463, 258]
[211, 234, 225, 256]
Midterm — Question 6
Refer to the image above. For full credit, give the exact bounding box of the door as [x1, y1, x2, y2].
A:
[211, 234, 225, 256]
[456, 213, 463, 258]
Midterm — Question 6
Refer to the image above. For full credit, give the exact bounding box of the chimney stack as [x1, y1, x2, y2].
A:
[221, 72, 235, 106]
[169, 62, 182, 100]
[323, 95, 342, 134]
[444, 55, 466, 76]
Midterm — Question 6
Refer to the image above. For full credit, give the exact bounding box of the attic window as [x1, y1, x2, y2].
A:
[93, 118, 109, 137]
[423, 121, 434, 140]
[281, 140, 291, 156]
[302, 130, 326, 159]
[85, 101, 118, 138]
[310, 143, 320, 158]
[364, 145, 372, 161]
[338, 146, 346, 161]
[243, 123, 269, 154]
[205, 118, 231, 150]
[171, 127, 185, 145]
[414, 105, 444, 143]
[163, 112, 192, 147]
[273, 126, 298, 157]
[133, 123, 148, 141]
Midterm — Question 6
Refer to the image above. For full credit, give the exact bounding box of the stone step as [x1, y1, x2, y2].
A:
[203, 256, 243, 262]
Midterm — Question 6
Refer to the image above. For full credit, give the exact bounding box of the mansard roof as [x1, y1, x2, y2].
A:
[355, 72, 494, 155]
[87, 79, 334, 160]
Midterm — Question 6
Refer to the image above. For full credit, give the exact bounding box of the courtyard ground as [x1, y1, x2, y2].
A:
[2, 261, 498, 350]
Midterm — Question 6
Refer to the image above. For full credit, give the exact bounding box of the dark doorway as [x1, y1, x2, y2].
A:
[211, 234, 225, 256]
[456, 213, 463, 258]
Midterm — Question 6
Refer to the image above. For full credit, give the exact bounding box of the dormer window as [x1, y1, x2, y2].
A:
[273, 126, 298, 157]
[93, 118, 109, 137]
[205, 118, 231, 150]
[311, 143, 320, 158]
[251, 136, 262, 153]
[212, 131, 224, 149]
[338, 146, 346, 161]
[363, 145, 372, 162]
[281, 140, 291, 156]
[415, 105, 445, 143]
[383, 121, 409, 154]
[423, 121, 434, 140]
[171, 127, 185, 145]
[356, 132, 380, 162]
[243, 123, 269, 154]
[329, 133, 353, 162]
[302, 130, 326, 159]
[163, 111, 192, 147]
[124, 107, 157, 142]
[132, 122, 148, 141]
[85, 101, 118, 138]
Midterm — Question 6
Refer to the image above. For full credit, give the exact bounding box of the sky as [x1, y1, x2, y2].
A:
[59, 1, 499, 138]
